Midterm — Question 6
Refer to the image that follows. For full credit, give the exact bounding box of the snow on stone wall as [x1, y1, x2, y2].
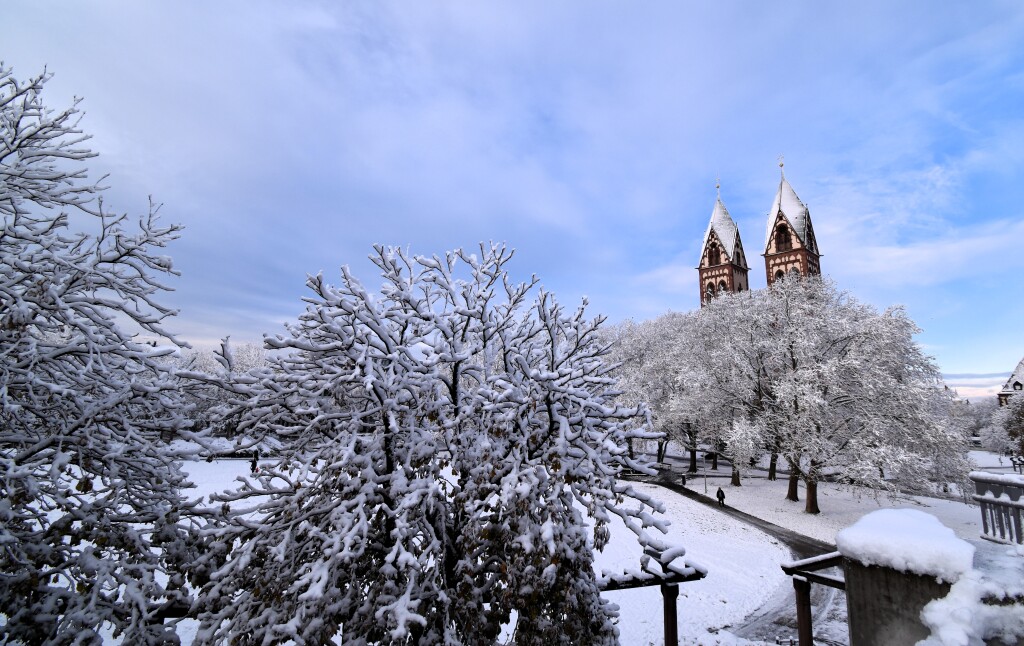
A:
[836, 509, 975, 584]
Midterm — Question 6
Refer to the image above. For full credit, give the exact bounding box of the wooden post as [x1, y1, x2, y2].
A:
[793, 575, 813, 646]
[661, 582, 679, 645]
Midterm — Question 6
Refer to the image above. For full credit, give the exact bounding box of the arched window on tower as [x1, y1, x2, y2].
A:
[775, 224, 792, 252]
[774, 269, 785, 282]
[706, 282, 716, 299]
[708, 243, 721, 266]
[718, 280, 727, 293]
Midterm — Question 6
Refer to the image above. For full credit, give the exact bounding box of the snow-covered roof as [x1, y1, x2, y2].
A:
[1000, 357, 1024, 394]
[765, 174, 818, 254]
[701, 197, 745, 265]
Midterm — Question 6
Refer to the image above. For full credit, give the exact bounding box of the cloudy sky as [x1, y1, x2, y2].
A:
[5, 2, 1023, 398]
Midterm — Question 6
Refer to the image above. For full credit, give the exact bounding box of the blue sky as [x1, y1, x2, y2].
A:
[4, 2, 1023, 398]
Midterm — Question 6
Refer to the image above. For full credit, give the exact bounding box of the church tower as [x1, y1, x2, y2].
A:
[763, 162, 821, 285]
[698, 183, 750, 306]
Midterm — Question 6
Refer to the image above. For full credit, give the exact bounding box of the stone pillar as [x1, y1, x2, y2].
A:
[835, 509, 975, 646]
[843, 559, 951, 646]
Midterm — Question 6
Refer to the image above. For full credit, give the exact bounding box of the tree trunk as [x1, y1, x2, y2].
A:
[804, 460, 821, 514]
[731, 466, 741, 487]
[688, 448, 698, 473]
[656, 440, 667, 463]
[786, 471, 800, 502]
[768, 452, 778, 481]
[804, 478, 820, 514]
[710, 452, 718, 471]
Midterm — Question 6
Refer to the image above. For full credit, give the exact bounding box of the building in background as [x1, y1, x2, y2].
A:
[998, 357, 1024, 406]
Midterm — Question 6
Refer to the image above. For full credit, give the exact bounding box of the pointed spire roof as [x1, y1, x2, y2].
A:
[1000, 357, 1024, 395]
[701, 195, 744, 264]
[765, 171, 819, 254]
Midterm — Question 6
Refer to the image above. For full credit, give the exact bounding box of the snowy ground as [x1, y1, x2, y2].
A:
[706, 474, 979, 545]
[152, 451, 1005, 645]
[599, 481, 791, 645]
[683, 450, 1003, 546]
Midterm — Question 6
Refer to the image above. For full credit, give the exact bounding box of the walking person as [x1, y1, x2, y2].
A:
[250, 450, 259, 474]
[716, 486, 726, 507]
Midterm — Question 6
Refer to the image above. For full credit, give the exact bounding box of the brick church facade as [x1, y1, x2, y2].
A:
[698, 165, 821, 305]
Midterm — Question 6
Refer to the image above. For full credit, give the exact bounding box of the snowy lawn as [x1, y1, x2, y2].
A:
[601, 482, 790, 645]
[707, 471, 981, 545]
[668, 449, 1006, 546]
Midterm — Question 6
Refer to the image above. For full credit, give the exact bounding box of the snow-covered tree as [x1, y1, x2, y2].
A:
[766, 278, 968, 511]
[605, 313, 695, 465]
[991, 395, 1024, 455]
[689, 277, 970, 513]
[956, 396, 997, 441]
[680, 291, 782, 486]
[175, 341, 268, 437]
[0, 65, 194, 643]
[190, 245, 675, 645]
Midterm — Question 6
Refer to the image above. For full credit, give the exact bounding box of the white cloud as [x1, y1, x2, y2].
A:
[944, 373, 1008, 400]
[829, 218, 1024, 288]
[4, 1, 1024, 375]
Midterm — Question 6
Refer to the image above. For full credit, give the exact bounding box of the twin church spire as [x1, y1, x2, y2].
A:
[698, 165, 821, 306]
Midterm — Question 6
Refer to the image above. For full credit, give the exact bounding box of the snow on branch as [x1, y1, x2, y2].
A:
[190, 243, 675, 645]
[1, 63, 195, 644]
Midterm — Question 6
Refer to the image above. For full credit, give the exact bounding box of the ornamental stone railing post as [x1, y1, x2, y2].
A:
[970, 471, 1024, 545]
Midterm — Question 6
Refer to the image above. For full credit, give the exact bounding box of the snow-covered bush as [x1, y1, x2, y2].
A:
[977, 395, 1024, 455]
[0, 65, 193, 643]
[191, 245, 670, 645]
[978, 421, 1014, 454]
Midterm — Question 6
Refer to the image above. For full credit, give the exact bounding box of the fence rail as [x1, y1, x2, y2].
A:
[970, 471, 1024, 545]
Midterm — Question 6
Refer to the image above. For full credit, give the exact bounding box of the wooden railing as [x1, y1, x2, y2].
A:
[780, 551, 845, 646]
[598, 547, 707, 646]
